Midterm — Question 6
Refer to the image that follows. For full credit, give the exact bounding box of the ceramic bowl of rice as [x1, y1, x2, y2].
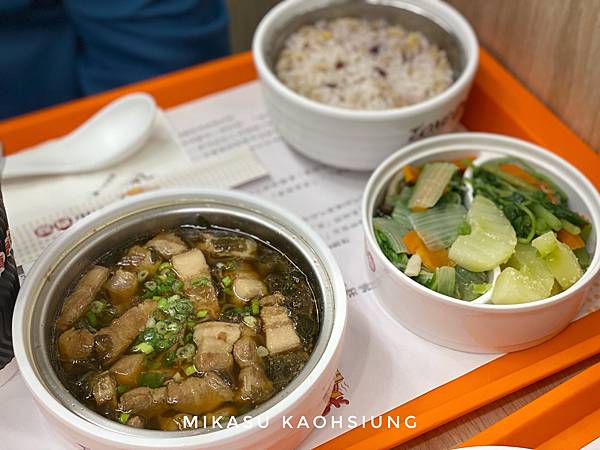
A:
[253, 0, 479, 170]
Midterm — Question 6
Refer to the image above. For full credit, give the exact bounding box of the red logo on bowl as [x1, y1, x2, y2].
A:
[0, 252, 5, 276]
[367, 250, 376, 272]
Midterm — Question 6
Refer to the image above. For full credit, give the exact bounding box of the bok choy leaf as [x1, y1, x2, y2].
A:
[455, 266, 490, 301]
[408, 162, 458, 210]
[431, 266, 456, 297]
[373, 217, 410, 270]
[409, 204, 467, 251]
[392, 188, 413, 232]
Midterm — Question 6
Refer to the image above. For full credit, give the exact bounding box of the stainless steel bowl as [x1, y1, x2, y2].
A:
[13, 189, 347, 450]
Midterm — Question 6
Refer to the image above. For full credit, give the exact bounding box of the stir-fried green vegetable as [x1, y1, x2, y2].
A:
[410, 204, 467, 251]
[374, 157, 592, 304]
[473, 159, 590, 243]
[408, 162, 458, 210]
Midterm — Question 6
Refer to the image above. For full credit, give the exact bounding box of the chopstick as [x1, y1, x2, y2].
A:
[460, 361, 600, 449]
[318, 310, 600, 450]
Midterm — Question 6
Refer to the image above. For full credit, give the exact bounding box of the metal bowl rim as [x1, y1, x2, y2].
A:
[13, 188, 347, 445]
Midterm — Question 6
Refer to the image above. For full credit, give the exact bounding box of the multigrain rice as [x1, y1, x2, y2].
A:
[275, 17, 453, 110]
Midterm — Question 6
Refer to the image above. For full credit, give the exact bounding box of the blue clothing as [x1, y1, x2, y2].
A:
[0, 0, 229, 119]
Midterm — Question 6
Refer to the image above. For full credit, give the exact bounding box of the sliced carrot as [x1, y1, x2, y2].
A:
[403, 165, 420, 184]
[499, 163, 538, 185]
[500, 163, 558, 204]
[451, 156, 476, 171]
[403, 231, 423, 254]
[557, 229, 585, 250]
[402, 231, 454, 270]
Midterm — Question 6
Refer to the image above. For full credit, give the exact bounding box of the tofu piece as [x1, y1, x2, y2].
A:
[105, 269, 139, 307]
[145, 233, 188, 258]
[260, 305, 302, 355]
[171, 249, 210, 280]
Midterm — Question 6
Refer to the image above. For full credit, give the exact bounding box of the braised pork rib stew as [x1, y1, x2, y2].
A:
[54, 227, 319, 430]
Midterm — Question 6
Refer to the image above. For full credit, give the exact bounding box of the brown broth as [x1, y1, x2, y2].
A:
[53, 226, 319, 430]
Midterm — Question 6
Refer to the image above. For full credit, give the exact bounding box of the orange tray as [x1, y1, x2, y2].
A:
[1, 49, 599, 449]
[461, 361, 600, 449]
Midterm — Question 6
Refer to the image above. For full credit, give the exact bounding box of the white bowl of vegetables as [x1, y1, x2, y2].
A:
[362, 132, 600, 353]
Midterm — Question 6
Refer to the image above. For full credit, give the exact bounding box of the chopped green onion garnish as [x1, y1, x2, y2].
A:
[137, 270, 149, 282]
[138, 371, 165, 388]
[166, 322, 180, 333]
[256, 346, 269, 358]
[133, 342, 154, 354]
[155, 338, 171, 353]
[196, 309, 208, 318]
[243, 315, 258, 328]
[90, 300, 105, 314]
[86, 310, 97, 327]
[147, 359, 161, 369]
[221, 276, 232, 287]
[191, 277, 211, 287]
[223, 287, 234, 296]
[251, 299, 260, 315]
[155, 320, 168, 334]
[141, 328, 158, 344]
[157, 298, 168, 310]
[119, 412, 130, 424]
[163, 351, 177, 367]
[167, 294, 181, 302]
[158, 262, 172, 272]
[172, 280, 184, 292]
[144, 281, 157, 291]
[176, 343, 196, 360]
[175, 300, 192, 314]
[184, 365, 197, 376]
[184, 332, 194, 343]
[116, 385, 130, 394]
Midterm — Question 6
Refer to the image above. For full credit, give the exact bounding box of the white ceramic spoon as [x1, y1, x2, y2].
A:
[2, 93, 157, 180]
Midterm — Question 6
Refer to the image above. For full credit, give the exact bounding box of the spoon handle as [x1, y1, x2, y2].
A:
[2, 140, 64, 180]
